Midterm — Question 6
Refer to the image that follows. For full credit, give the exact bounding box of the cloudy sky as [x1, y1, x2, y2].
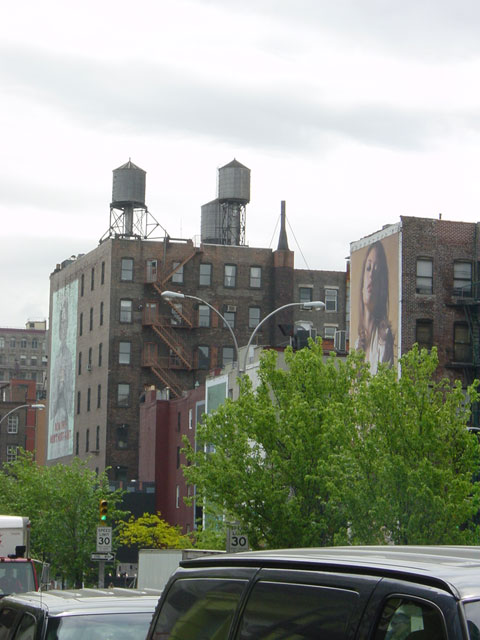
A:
[3, 0, 480, 327]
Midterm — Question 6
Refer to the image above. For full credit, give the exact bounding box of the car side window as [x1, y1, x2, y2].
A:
[12, 614, 36, 640]
[374, 597, 447, 640]
[0, 608, 20, 640]
[152, 578, 247, 640]
[235, 580, 359, 640]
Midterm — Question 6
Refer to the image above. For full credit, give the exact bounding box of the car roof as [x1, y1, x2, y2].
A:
[180, 546, 480, 600]
[1, 588, 162, 616]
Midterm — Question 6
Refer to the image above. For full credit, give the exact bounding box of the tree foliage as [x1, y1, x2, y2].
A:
[117, 512, 191, 549]
[0, 452, 125, 586]
[183, 341, 480, 549]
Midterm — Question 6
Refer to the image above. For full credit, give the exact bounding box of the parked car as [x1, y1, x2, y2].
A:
[146, 546, 480, 639]
[0, 587, 162, 640]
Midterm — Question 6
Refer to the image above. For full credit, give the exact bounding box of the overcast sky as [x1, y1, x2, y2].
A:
[3, 0, 480, 327]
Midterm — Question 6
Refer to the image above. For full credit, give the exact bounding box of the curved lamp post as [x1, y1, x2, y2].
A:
[161, 291, 240, 365]
[0, 403, 45, 425]
[240, 301, 325, 373]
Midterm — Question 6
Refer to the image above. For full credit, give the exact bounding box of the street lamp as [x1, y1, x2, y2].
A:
[241, 301, 325, 373]
[0, 404, 46, 426]
[161, 291, 240, 365]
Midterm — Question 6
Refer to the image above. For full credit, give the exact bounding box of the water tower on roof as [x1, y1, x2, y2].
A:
[100, 159, 162, 242]
[201, 159, 250, 246]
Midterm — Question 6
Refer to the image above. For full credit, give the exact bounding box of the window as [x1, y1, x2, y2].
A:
[77, 391, 81, 414]
[176, 485, 180, 508]
[6, 446, 18, 462]
[120, 300, 132, 323]
[117, 383, 130, 407]
[146, 259, 157, 282]
[97, 384, 101, 408]
[79, 313, 83, 336]
[100, 301, 104, 326]
[30, 356, 37, 366]
[78, 352, 82, 375]
[223, 310, 235, 329]
[224, 264, 237, 287]
[176, 446, 180, 469]
[116, 424, 128, 449]
[88, 347, 92, 367]
[87, 387, 91, 412]
[31, 339, 38, 349]
[0, 337, 4, 348]
[373, 597, 446, 640]
[171, 261, 184, 284]
[101, 261, 105, 284]
[250, 266, 261, 288]
[10, 338, 15, 348]
[325, 288, 338, 312]
[80, 274, 84, 296]
[416, 319, 433, 350]
[75, 432, 79, 456]
[454, 323, 472, 362]
[416, 258, 433, 294]
[121, 257, 134, 281]
[324, 325, 337, 339]
[199, 263, 212, 286]
[119, 342, 131, 364]
[91, 267, 95, 290]
[177, 412, 181, 432]
[299, 287, 313, 304]
[89, 307, 93, 331]
[454, 261, 472, 296]
[189, 408, 193, 430]
[222, 346, 235, 367]
[248, 307, 261, 329]
[7, 415, 18, 434]
[86, 428, 90, 452]
[98, 343, 102, 367]
[198, 305, 210, 327]
[20, 339, 27, 349]
[96, 425, 100, 450]
[197, 345, 210, 369]
[237, 580, 359, 640]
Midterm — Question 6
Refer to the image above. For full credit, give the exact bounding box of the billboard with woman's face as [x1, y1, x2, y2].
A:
[350, 226, 400, 374]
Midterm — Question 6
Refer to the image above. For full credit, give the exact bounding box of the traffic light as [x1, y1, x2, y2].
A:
[99, 499, 108, 521]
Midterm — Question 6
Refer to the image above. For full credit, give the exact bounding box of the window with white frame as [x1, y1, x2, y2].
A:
[7, 446, 18, 462]
[7, 415, 18, 434]
[325, 288, 338, 312]
[222, 346, 235, 367]
[223, 311, 235, 329]
[299, 287, 312, 304]
[198, 305, 210, 327]
[453, 261, 472, 296]
[171, 262, 184, 284]
[249, 307, 261, 329]
[120, 299, 132, 323]
[416, 258, 433, 294]
[250, 266, 262, 288]
[119, 342, 131, 364]
[121, 257, 134, 281]
[117, 383, 130, 407]
[224, 264, 237, 287]
[324, 325, 337, 339]
[199, 263, 212, 286]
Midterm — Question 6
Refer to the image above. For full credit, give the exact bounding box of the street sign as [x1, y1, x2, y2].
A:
[91, 552, 115, 562]
[96, 526, 112, 552]
[226, 527, 249, 553]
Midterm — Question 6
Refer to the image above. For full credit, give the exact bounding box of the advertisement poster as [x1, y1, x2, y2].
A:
[350, 226, 400, 374]
[48, 281, 78, 460]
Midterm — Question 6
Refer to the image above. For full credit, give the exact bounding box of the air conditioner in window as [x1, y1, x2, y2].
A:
[227, 305, 237, 313]
[87, 364, 92, 371]
[334, 330, 347, 353]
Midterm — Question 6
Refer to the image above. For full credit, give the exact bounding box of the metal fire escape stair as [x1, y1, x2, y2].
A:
[152, 324, 193, 369]
[150, 366, 183, 399]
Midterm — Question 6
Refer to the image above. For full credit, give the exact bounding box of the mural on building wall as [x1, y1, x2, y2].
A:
[48, 281, 78, 460]
[350, 229, 400, 374]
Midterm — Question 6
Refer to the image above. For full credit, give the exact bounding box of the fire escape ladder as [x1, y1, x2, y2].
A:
[152, 324, 193, 369]
[464, 301, 480, 368]
[159, 247, 199, 286]
[151, 283, 195, 328]
[150, 366, 183, 399]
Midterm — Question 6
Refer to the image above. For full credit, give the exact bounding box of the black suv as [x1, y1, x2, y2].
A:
[146, 546, 480, 639]
[0, 587, 161, 640]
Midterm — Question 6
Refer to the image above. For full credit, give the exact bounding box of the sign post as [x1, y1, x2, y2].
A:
[96, 526, 113, 588]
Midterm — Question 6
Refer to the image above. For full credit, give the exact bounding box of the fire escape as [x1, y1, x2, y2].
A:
[142, 248, 200, 398]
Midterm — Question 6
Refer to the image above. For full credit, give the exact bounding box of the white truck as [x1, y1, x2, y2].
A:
[0, 515, 44, 596]
[137, 549, 225, 591]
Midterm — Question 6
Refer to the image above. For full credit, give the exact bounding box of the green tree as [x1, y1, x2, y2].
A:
[183, 341, 480, 549]
[117, 512, 191, 549]
[0, 452, 125, 586]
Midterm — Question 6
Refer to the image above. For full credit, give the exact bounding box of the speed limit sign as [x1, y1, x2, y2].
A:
[97, 526, 112, 552]
[227, 527, 249, 553]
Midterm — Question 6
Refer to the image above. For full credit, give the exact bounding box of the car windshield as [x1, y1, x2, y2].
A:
[463, 601, 480, 640]
[0, 564, 36, 596]
[45, 612, 154, 640]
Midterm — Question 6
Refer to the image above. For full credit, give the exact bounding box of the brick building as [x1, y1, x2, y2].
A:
[0, 379, 39, 466]
[0, 321, 48, 397]
[350, 216, 480, 399]
[46, 160, 347, 482]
